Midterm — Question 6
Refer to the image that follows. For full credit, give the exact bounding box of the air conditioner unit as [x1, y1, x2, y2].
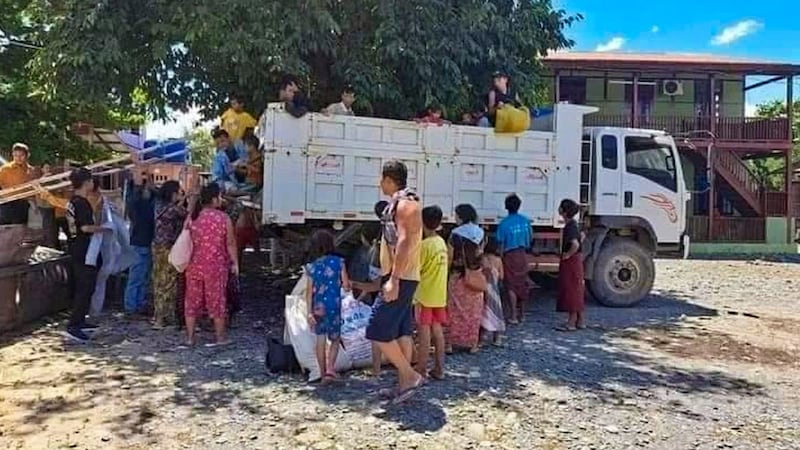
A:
[663, 80, 684, 96]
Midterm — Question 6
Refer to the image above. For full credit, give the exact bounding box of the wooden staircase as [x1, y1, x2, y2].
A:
[689, 146, 765, 216]
[711, 149, 764, 215]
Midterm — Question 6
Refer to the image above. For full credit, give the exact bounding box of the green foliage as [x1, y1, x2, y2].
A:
[27, 0, 580, 122]
[748, 100, 800, 190]
[185, 127, 215, 171]
[1, 0, 145, 164]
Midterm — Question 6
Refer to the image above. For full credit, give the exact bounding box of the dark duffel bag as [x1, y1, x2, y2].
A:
[265, 337, 301, 374]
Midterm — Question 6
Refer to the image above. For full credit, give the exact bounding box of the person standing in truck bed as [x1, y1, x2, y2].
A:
[220, 93, 257, 144]
[278, 75, 312, 118]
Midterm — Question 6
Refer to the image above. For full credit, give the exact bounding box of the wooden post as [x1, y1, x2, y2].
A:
[708, 145, 716, 242]
[786, 75, 794, 243]
[632, 73, 640, 128]
[554, 70, 561, 104]
[709, 75, 717, 137]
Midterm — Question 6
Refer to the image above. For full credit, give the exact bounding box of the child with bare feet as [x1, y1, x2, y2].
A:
[305, 230, 351, 383]
[414, 206, 449, 380]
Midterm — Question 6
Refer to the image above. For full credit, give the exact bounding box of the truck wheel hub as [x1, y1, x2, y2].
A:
[608, 257, 639, 291]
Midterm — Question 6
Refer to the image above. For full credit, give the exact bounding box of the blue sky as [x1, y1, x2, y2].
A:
[556, 0, 799, 113]
[148, 1, 798, 139]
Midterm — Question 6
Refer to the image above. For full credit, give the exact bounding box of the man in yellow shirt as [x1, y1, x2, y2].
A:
[0, 143, 36, 225]
[414, 205, 449, 381]
[220, 93, 257, 143]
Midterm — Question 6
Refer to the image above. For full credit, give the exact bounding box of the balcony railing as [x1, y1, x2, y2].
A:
[686, 216, 766, 243]
[584, 115, 790, 142]
[764, 191, 788, 217]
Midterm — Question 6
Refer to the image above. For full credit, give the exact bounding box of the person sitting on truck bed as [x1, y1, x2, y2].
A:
[243, 134, 263, 190]
[496, 193, 532, 325]
[415, 104, 448, 126]
[278, 75, 311, 119]
[322, 85, 356, 116]
[211, 129, 239, 192]
[213, 128, 246, 175]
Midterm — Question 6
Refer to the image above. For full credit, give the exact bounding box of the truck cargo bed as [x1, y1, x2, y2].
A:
[257, 104, 597, 227]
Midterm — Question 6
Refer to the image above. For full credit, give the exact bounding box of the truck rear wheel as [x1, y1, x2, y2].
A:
[588, 238, 654, 307]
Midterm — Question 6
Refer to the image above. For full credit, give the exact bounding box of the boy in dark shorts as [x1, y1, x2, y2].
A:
[365, 161, 424, 403]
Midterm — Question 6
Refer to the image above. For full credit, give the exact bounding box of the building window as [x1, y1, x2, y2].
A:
[624, 136, 677, 192]
[559, 77, 586, 104]
[601, 135, 618, 170]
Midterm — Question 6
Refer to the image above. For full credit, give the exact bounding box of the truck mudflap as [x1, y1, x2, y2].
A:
[581, 226, 609, 281]
[679, 232, 689, 259]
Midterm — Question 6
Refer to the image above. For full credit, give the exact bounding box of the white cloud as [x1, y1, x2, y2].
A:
[711, 20, 763, 45]
[651, 25, 660, 33]
[595, 36, 625, 52]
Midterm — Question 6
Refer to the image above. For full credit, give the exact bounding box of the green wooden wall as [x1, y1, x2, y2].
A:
[548, 71, 746, 118]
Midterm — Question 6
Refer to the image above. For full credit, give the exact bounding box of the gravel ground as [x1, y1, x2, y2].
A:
[0, 257, 799, 450]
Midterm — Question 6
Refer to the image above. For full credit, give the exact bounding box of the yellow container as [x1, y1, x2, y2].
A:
[495, 105, 531, 133]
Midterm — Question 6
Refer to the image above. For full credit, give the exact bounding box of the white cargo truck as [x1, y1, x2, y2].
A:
[256, 103, 688, 307]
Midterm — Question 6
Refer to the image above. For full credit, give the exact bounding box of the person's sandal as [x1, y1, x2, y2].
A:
[378, 387, 398, 398]
[392, 375, 425, 405]
[555, 325, 578, 332]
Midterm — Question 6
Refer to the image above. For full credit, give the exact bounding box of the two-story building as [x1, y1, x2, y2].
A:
[542, 51, 799, 253]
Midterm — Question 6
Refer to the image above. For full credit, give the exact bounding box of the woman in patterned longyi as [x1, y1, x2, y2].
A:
[184, 183, 239, 347]
[151, 181, 187, 329]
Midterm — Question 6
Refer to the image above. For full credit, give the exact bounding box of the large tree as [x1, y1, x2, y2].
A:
[27, 0, 579, 124]
[748, 100, 799, 190]
[1, 1, 144, 163]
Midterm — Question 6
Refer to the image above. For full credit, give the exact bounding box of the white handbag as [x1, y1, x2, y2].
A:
[168, 219, 193, 273]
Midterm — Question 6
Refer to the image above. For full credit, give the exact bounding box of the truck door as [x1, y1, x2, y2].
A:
[620, 134, 684, 244]
[591, 132, 623, 215]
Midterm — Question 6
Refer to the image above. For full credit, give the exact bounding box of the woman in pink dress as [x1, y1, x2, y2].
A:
[445, 205, 487, 353]
[184, 183, 239, 346]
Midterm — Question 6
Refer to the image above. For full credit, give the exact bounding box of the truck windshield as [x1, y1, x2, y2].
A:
[624, 136, 677, 192]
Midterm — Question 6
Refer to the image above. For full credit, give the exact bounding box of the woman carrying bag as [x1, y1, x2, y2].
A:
[445, 204, 487, 354]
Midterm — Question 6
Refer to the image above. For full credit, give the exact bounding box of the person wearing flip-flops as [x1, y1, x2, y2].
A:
[365, 161, 426, 404]
[555, 199, 586, 332]
[305, 229, 351, 384]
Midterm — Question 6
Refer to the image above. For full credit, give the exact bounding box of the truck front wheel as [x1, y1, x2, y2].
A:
[588, 238, 654, 307]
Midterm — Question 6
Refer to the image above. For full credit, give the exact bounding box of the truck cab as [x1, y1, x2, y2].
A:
[579, 127, 688, 306]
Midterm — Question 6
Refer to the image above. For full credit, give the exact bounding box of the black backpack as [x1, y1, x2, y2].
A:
[265, 337, 301, 374]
